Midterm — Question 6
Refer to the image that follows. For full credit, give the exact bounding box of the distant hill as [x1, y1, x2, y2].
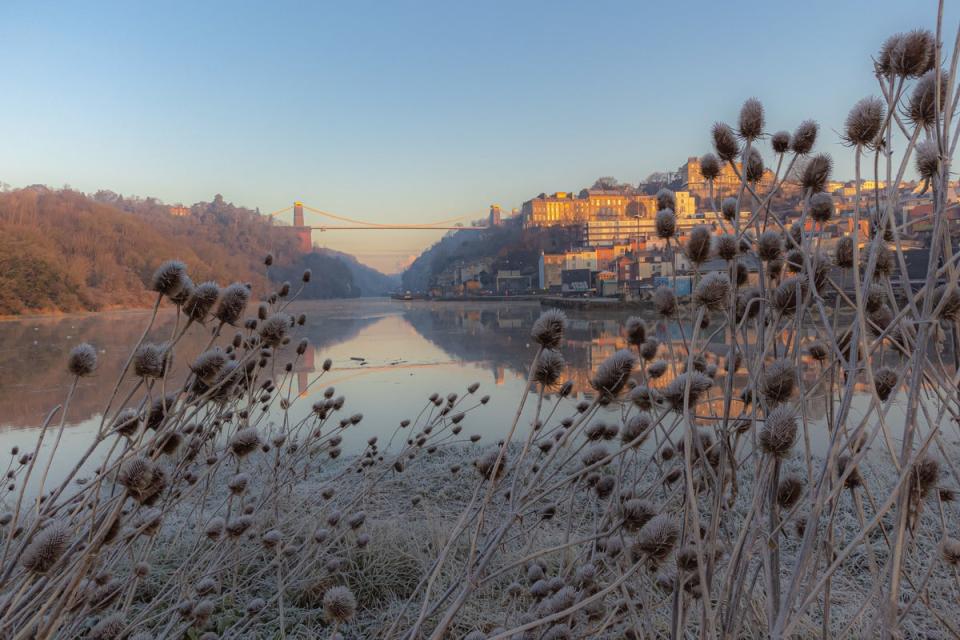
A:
[0, 187, 395, 315]
[401, 218, 575, 291]
[317, 248, 400, 295]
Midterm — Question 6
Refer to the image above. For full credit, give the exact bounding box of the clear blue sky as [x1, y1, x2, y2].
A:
[0, 0, 951, 272]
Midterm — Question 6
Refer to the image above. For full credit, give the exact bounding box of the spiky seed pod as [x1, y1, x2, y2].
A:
[940, 537, 960, 565]
[533, 349, 564, 390]
[807, 341, 829, 362]
[322, 586, 356, 623]
[214, 283, 250, 326]
[838, 454, 862, 488]
[877, 33, 904, 75]
[932, 284, 960, 320]
[191, 349, 227, 384]
[843, 96, 885, 146]
[655, 209, 676, 239]
[771, 130, 790, 153]
[64, 343, 99, 379]
[699, 153, 720, 180]
[111, 408, 140, 437]
[639, 337, 659, 361]
[735, 287, 761, 322]
[909, 70, 948, 127]
[662, 372, 713, 411]
[656, 188, 676, 211]
[693, 273, 730, 311]
[169, 275, 194, 306]
[21, 524, 69, 573]
[801, 153, 832, 193]
[759, 405, 797, 458]
[133, 343, 172, 379]
[809, 192, 834, 223]
[874, 367, 898, 401]
[653, 287, 676, 317]
[682, 355, 707, 374]
[258, 313, 291, 348]
[531, 309, 567, 350]
[761, 359, 796, 404]
[867, 305, 894, 338]
[624, 316, 647, 346]
[621, 412, 652, 448]
[685, 225, 712, 265]
[203, 517, 225, 541]
[712, 122, 740, 161]
[772, 277, 806, 315]
[757, 230, 783, 262]
[225, 515, 253, 537]
[720, 197, 737, 221]
[229, 428, 260, 458]
[912, 456, 940, 498]
[777, 475, 804, 510]
[634, 515, 679, 564]
[581, 445, 609, 468]
[621, 498, 656, 531]
[862, 242, 894, 279]
[784, 249, 804, 274]
[474, 449, 506, 480]
[227, 473, 249, 495]
[744, 147, 764, 183]
[738, 97, 765, 140]
[881, 30, 935, 77]
[915, 140, 939, 180]
[647, 359, 668, 379]
[629, 385, 660, 410]
[591, 349, 638, 401]
[183, 281, 220, 323]
[257, 303, 269, 321]
[89, 614, 125, 640]
[151, 260, 188, 298]
[835, 236, 854, 269]
[714, 234, 738, 261]
[791, 120, 818, 155]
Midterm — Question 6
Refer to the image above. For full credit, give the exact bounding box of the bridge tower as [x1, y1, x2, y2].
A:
[293, 201, 312, 252]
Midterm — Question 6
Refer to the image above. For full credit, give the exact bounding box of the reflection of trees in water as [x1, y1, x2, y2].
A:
[0, 303, 381, 430]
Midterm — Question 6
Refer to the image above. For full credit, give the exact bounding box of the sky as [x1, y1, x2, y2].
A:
[0, 0, 954, 273]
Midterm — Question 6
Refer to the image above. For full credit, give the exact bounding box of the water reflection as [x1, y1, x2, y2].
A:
[0, 298, 935, 496]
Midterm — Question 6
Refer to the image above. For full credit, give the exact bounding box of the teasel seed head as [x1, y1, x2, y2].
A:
[591, 349, 638, 401]
[214, 283, 250, 326]
[653, 286, 677, 317]
[915, 139, 939, 180]
[711, 122, 740, 162]
[624, 316, 647, 346]
[761, 359, 796, 404]
[744, 147, 764, 183]
[323, 586, 357, 623]
[258, 312, 291, 348]
[89, 614, 125, 640]
[656, 188, 676, 212]
[662, 372, 713, 412]
[807, 341, 829, 362]
[67, 343, 97, 377]
[622, 412, 652, 448]
[699, 153, 720, 180]
[204, 517, 225, 541]
[772, 277, 807, 315]
[835, 236, 854, 269]
[912, 456, 940, 498]
[771, 130, 790, 154]
[639, 337, 659, 361]
[693, 273, 730, 311]
[843, 96, 885, 147]
[777, 475, 804, 509]
[531, 309, 567, 350]
[630, 385, 660, 410]
[647, 359, 668, 379]
[720, 196, 737, 221]
[228, 473, 249, 495]
[151, 260, 188, 298]
[633, 514, 679, 564]
[533, 349, 564, 389]
[133, 343, 172, 379]
[21, 523, 69, 574]
[230, 428, 260, 458]
[809, 192, 834, 223]
[738, 97, 765, 141]
[791, 120, 818, 155]
[655, 209, 677, 239]
[759, 405, 798, 458]
[191, 348, 227, 384]
[940, 537, 960, 565]
[873, 367, 898, 401]
[757, 230, 783, 262]
[909, 69, 948, 128]
[800, 153, 832, 193]
[685, 225, 712, 265]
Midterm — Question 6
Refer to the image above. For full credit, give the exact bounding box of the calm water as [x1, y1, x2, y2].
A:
[0, 298, 935, 496]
